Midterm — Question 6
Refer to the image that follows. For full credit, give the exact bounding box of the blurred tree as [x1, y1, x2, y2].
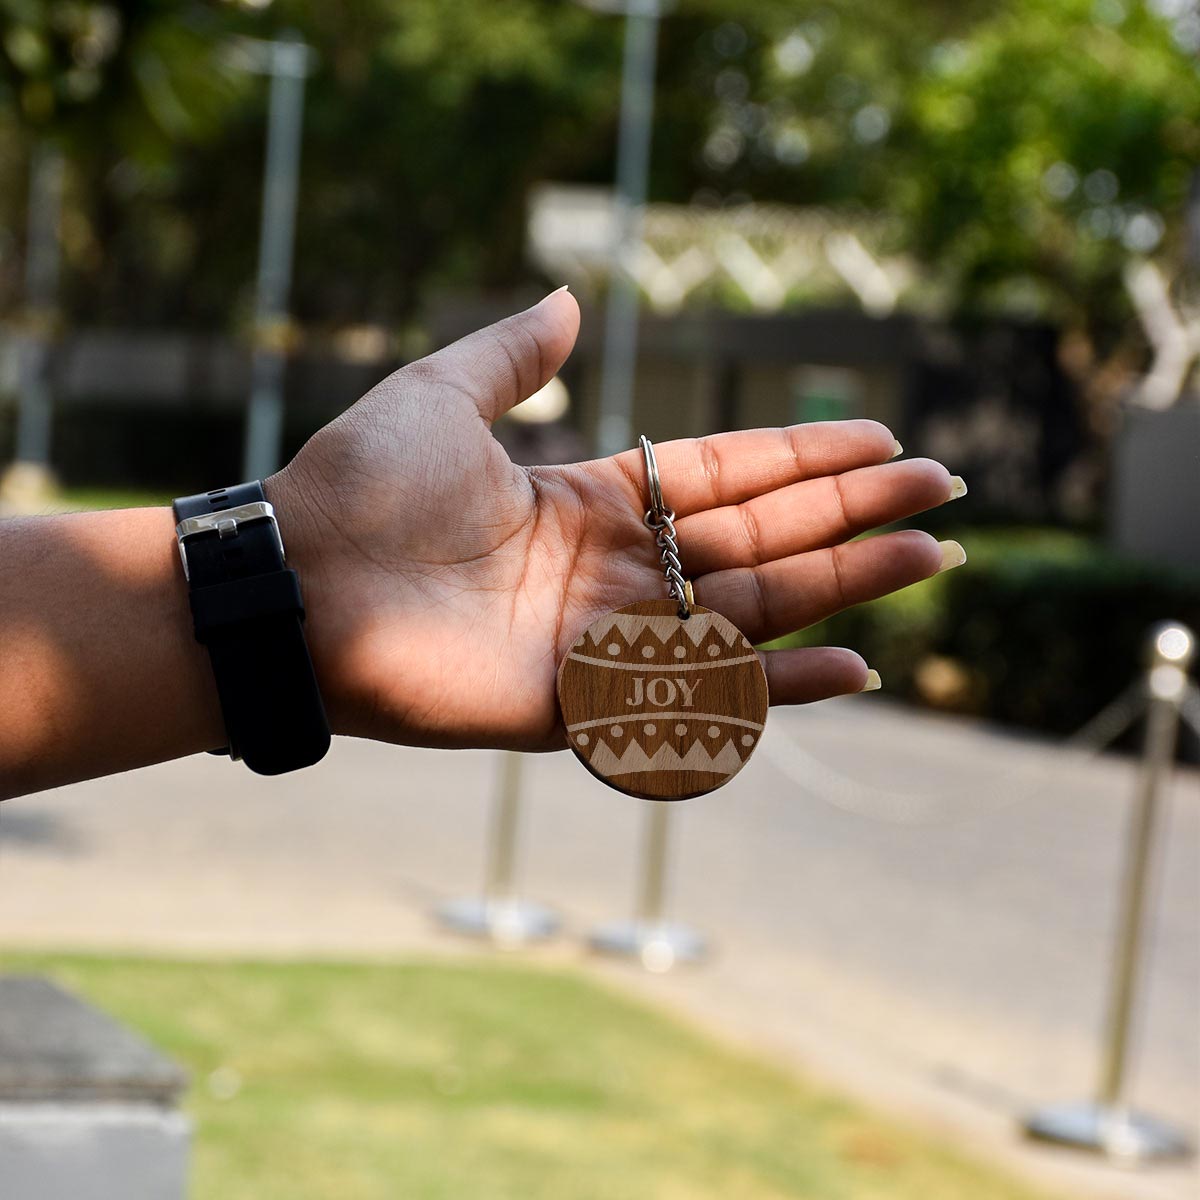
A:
[0, 0, 1195, 367]
[0, 1, 239, 148]
[898, 0, 1200, 418]
[275, 0, 625, 323]
[694, 0, 1200, 414]
[222, 0, 799, 328]
[0, 1, 245, 320]
[0, 0, 629, 326]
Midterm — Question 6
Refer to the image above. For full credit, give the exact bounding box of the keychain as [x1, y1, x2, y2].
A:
[556, 436, 769, 801]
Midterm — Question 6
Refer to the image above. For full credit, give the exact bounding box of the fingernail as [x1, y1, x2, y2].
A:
[542, 284, 570, 301]
[891, 439, 903, 458]
[947, 475, 968, 501]
[860, 669, 882, 692]
[937, 539, 967, 573]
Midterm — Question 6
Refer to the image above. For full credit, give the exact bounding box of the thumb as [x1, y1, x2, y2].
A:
[421, 286, 581, 425]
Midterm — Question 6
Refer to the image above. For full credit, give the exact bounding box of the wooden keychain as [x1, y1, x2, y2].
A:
[556, 435, 769, 801]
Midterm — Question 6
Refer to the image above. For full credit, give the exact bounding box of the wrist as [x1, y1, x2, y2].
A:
[172, 480, 330, 773]
[261, 466, 353, 738]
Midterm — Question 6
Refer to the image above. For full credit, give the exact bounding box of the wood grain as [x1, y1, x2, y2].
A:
[556, 600, 768, 801]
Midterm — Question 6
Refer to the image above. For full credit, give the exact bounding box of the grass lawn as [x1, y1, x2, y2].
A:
[59, 486, 175, 511]
[0, 953, 1056, 1200]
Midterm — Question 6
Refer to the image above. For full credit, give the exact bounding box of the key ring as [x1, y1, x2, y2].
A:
[640, 434, 668, 526]
[639, 435, 692, 620]
[555, 434, 768, 800]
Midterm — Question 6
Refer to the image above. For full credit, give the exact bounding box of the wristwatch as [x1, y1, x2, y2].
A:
[173, 481, 330, 775]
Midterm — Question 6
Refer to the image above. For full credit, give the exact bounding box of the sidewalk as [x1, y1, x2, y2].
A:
[1, 697, 1196, 1200]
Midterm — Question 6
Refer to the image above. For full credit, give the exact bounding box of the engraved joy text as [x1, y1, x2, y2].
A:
[626, 677, 702, 707]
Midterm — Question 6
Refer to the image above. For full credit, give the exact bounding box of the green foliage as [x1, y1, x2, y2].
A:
[704, 0, 1200, 325]
[0, 953, 1061, 1200]
[896, 0, 1200, 324]
[273, 0, 626, 321]
[0, 1, 1196, 331]
[0, 2, 244, 153]
[777, 528, 1200, 736]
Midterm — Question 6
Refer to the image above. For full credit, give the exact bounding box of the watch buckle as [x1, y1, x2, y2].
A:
[176, 501, 285, 582]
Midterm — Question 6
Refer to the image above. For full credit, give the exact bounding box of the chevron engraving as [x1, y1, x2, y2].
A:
[586, 611, 741, 650]
[583, 736, 746, 778]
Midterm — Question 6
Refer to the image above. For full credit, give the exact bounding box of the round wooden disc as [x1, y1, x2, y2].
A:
[556, 600, 769, 801]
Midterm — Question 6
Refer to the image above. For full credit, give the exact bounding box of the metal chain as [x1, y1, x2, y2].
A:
[761, 681, 1150, 826]
[1180, 682, 1200, 740]
[639, 435, 691, 619]
[1061, 681, 1147, 753]
[644, 507, 690, 619]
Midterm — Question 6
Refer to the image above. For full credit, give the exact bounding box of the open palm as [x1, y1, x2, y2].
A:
[270, 290, 960, 751]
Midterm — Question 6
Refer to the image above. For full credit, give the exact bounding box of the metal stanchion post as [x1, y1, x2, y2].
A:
[588, 803, 707, 972]
[436, 752, 561, 946]
[2, 142, 63, 506]
[1024, 622, 1195, 1163]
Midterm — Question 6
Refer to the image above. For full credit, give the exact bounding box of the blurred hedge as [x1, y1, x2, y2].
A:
[776, 529, 1200, 738]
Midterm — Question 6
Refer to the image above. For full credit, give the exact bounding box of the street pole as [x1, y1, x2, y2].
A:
[596, 0, 662, 457]
[243, 34, 309, 482]
[13, 141, 64, 480]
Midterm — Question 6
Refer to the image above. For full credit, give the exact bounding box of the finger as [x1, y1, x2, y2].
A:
[413, 287, 581, 424]
[680, 458, 956, 574]
[758, 646, 872, 705]
[695, 529, 949, 644]
[608, 420, 898, 518]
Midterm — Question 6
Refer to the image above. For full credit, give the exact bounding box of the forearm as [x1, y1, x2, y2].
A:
[0, 506, 225, 799]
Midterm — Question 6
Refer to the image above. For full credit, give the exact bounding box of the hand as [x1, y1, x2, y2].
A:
[270, 289, 960, 751]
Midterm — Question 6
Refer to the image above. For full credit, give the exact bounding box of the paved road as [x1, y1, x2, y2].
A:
[1, 697, 1196, 1199]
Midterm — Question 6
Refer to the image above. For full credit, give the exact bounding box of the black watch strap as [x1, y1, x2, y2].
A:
[173, 481, 330, 775]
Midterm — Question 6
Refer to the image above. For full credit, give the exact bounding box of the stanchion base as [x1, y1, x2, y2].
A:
[587, 920, 707, 973]
[0, 462, 58, 515]
[435, 897, 560, 947]
[1023, 1102, 1192, 1163]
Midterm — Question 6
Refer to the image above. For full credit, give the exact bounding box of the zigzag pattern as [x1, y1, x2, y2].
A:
[582, 612, 742, 650]
[583, 737, 745, 778]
